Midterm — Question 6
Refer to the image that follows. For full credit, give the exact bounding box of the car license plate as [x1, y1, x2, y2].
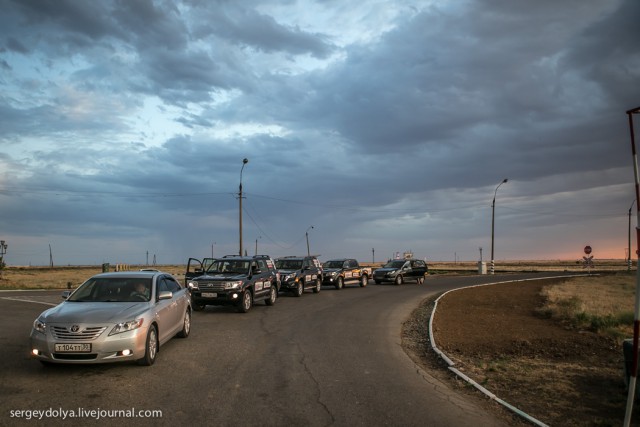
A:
[55, 343, 91, 353]
[202, 292, 217, 298]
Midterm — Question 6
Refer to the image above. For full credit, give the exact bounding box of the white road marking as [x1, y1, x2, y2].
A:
[1, 297, 57, 306]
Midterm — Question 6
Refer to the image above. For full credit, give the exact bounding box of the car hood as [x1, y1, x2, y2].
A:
[375, 268, 399, 273]
[195, 273, 246, 281]
[277, 269, 299, 274]
[323, 268, 341, 273]
[40, 301, 148, 324]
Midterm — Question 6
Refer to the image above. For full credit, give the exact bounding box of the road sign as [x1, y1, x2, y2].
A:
[584, 245, 592, 255]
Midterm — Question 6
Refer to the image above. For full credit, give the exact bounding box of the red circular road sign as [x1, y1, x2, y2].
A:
[584, 245, 592, 255]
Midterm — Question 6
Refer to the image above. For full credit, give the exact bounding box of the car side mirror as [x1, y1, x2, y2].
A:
[61, 290, 71, 300]
[158, 291, 173, 300]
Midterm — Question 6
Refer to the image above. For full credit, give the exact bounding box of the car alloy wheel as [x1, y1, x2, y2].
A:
[138, 325, 158, 366]
[295, 281, 303, 297]
[177, 310, 191, 338]
[238, 290, 253, 313]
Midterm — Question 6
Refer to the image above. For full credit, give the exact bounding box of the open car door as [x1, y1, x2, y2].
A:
[185, 257, 216, 285]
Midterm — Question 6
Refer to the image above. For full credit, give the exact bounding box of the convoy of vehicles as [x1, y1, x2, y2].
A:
[29, 253, 430, 365]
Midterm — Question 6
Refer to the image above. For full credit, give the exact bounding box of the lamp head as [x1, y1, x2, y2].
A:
[502, 178, 508, 183]
[242, 158, 248, 165]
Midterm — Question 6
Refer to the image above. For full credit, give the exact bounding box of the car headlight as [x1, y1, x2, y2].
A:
[389, 270, 398, 276]
[33, 318, 46, 334]
[224, 281, 243, 290]
[187, 281, 199, 290]
[109, 318, 144, 336]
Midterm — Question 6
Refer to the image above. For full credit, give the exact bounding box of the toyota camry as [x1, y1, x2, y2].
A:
[30, 270, 191, 366]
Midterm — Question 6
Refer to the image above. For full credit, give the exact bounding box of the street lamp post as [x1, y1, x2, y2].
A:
[239, 158, 248, 256]
[305, 226, 314, 256]
[490, 178, 508, 275]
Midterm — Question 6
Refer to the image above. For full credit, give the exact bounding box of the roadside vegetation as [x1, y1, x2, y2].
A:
[538, 273, 635, 342]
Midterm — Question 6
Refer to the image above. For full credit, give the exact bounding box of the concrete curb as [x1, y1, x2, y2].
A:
[428, 274, 592, 427]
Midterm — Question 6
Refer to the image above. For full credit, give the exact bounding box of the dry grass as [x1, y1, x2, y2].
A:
[539, 274, 636, 341]
[0, 265, 187, 290]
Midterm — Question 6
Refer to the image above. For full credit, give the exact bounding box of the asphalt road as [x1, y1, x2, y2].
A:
[0, 273, 571, 426]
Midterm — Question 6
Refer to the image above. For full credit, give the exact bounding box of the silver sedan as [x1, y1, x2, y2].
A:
[30, 270, 191, 366]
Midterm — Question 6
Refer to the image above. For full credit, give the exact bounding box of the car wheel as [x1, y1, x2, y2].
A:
[374, 280, 382, 285]
[394, 275, 403, 286]
[265, 286, 277, 306]
[335, 276, 344, 290]
[294, 281, 303, 297]
[360, 275, 368, 287]
[313, 278, 321, 293]
[177, 309, 191, 338]
[237, 290, 253, 313]
[137, 324, 158, 366]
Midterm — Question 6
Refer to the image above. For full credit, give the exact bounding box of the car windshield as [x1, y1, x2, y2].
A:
[206, 260, 250, 274]
[67, 277, 152, 302]
[323, 261, 345, 269]
[384, 260, 406, 268]
[275, 259, 303, 270]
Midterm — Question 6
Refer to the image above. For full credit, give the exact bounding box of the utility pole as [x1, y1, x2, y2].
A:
[0, 240, 7, 279]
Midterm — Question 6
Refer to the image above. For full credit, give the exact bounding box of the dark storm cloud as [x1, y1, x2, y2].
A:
[1, 0, 638, 264]
[295, 0, 639, 193]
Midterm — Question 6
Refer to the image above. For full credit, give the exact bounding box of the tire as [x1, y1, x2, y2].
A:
[137, 324, 158, 366]
[265, 285, 277, 306]
[313, 278, 321, 294]
[237, 290, 253, 313]
[360, 275, 368, 287]
[192, 303, 205, 312]
[335, 276, 344, 290]
[374, 280, 382, 285]
[177, 310, 191, 338]
[294, 281, 303, 297]
[394, 275, 403, 286]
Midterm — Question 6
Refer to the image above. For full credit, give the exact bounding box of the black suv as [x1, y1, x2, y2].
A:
[275, 256, 323, 296]
[373, 259, 428, 285]
[187, 255, 279, 313]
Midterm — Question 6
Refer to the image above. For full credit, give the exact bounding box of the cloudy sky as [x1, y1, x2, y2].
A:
[1, 0, 639, 266]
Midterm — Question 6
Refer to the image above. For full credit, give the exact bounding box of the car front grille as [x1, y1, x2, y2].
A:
[51, 326, 107, 341]
[197, 282, 227, 292]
